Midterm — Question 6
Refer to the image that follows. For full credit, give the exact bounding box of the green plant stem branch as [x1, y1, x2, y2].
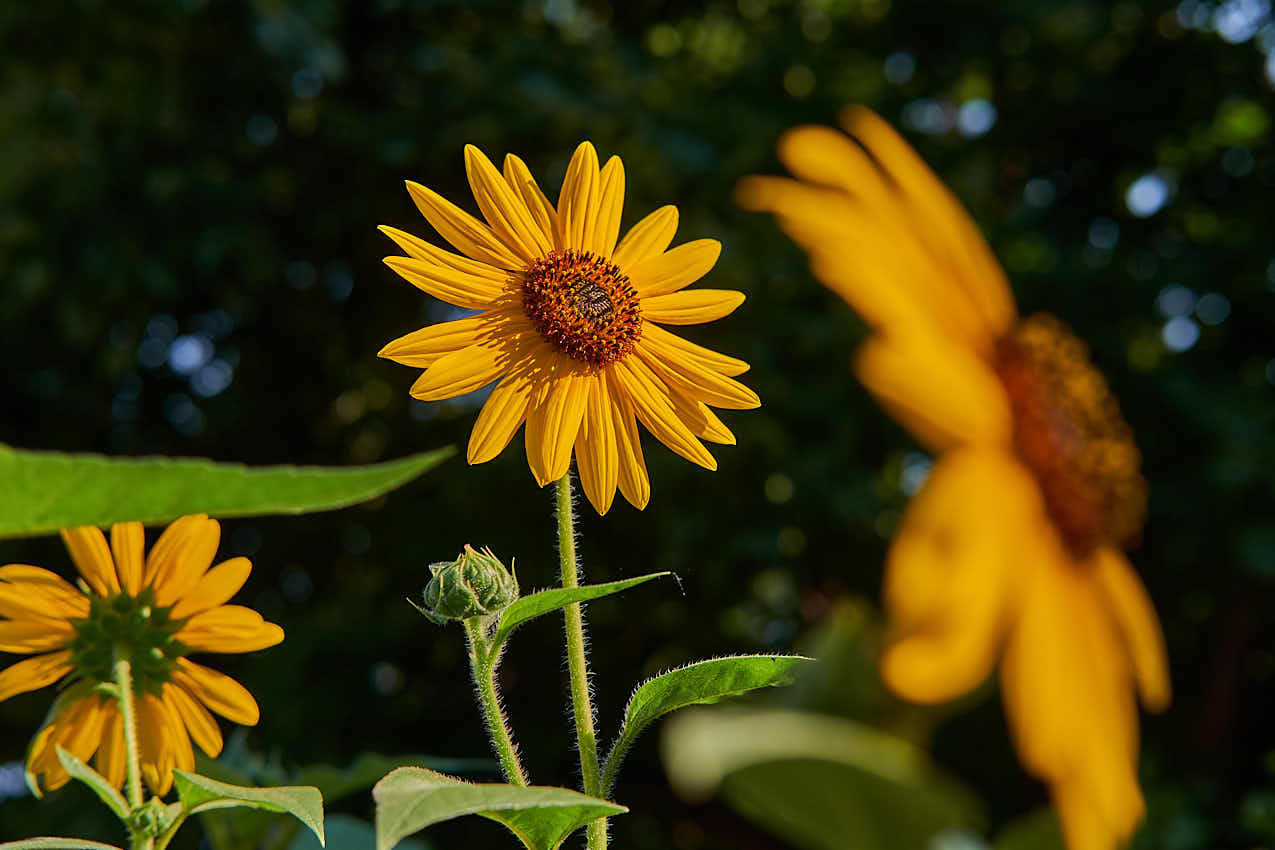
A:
[598, 730, 636, 799]
[112, 647, 153, 850]
[153, 813, 187, 850]
[555, 473, 607, 850]
[464, 620, 528, 786]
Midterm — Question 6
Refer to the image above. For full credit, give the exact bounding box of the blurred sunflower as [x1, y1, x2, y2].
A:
[739, 107, 1170, 850]
[378, 142, 760, 514]
[0, 515, 282, 796]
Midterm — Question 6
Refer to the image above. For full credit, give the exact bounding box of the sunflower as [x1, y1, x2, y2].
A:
[378, 142, 760, 514]
[738, 107, 1170, 850]
[0, 514, 283, 796]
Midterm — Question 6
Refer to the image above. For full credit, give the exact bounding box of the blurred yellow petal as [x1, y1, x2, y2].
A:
[627, 239, 720, 298]
[405, 179, 523, 270]
[465, 144, 553, 261]
[1091, 547, 1171, 713]
[613, 205, 678, 268]
[503, 153, 559, 248]
[0, 619, 74, 653]
[109, 522, 144, 594]
[173, 659, 260, 725]
[170, 557, 253, 620]
[854, 332, 1011, 452]
[642, 289, 745, 326]
[0, 650, 72, 702]
[557, 141, 600, 252]
[60, 526, 119, 597]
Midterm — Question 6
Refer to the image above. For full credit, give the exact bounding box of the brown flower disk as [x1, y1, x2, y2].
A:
[521, 250, 642, 368]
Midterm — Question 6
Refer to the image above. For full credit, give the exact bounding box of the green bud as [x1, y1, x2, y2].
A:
[420, 545, 519, 625]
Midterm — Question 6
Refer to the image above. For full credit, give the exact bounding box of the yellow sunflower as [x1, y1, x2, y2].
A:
[0, 514, 283, 796]
[739, 107, 1170, 850]
[378, 142, 760, 514]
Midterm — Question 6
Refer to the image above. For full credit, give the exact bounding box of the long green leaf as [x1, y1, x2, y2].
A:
[0, 841, 124, 850]
[0, 444, 453, 540]
[662, 708, 982, 850]
[174, 771, 324, 846]
[603, 655, 809, 793]
[373, 767, 625, 850]
[284, 815, 430, 850]
[491, 573, 669, 649]
[55, 746, 129, 822]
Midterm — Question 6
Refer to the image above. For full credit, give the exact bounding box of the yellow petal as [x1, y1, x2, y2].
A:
[613, 205, 678, 269]
[60, 694, 108, 766]
[0, 649, 72, 702]
[574, 374, 619, 515]
[410, 337, 521, 402]
[143, 514, 206, 589]
[166, 682, 224, 757]
[379, 314, 488, 368]
[173, 658, 260, 725]
[640, 322, 750, 378]
[177, 605, 285, 653]
[636, 340, 760, 411]
[1091, 547, 1171, 713]
[880, 449, 1035, 703]
[405, 180, 523, 270]
[159, 689, 196, 773]
[380, 225, 512, 283]
[613, 357, 717, 471]
[0, 578, 88, 621]
[589, 155, 625, 258]
[0, 564, 87, 606]
[384, 255, 506, 310]
[642, 289, 745, 326]
[60, 526, 119, 597]
[109, 522, 144, 594]
[557, 141, 600, 252]
[627, 239, 720, 297]
[468, 368, 534, 465]
[0, 619, 74, 653]
[1052, 779, 1122, 850]
[464, 144, 553, 261]
[668, 391, 735, 445]
[839, 106, 1016, 338]
[138, 692, 175, 796]
[854, 332, 1011, 453]
[524, 363, 589, 486]
[170, 557, 253, 620]
[151, 516, 221, 608]
[95, 701, 126, 790]
[503, 153, 559, 248]
[608, 372, 650, 510]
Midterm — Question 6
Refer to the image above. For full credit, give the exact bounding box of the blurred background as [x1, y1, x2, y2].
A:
[2, 0, 1274, 847]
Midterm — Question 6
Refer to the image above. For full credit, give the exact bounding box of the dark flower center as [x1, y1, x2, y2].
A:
[994, 313, 1147, 557]
[522, 250, 642, 368]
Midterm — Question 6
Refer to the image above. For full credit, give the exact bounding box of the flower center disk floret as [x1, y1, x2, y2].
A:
[521, 249, 642, 368]
[69, 587, 187, 695]
[994, 313, 1147, 557]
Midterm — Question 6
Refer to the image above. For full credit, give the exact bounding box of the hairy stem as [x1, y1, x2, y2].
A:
[465, 621, 528, 786]
[555, 473, 607, 849]
[113, 647, 152, 850]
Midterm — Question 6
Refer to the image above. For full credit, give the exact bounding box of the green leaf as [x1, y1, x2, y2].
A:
[173, 770, 325, 847]
[0, 444, 454, 540]
[373, 767, 626, 850]
[491, 572, 669, 649]
[662, 708, 983, 850]
[54, 745, 129, 822]
[285, 815, 430, 850]
[0, 841, 124, 850]
[293, 753, 496, 805]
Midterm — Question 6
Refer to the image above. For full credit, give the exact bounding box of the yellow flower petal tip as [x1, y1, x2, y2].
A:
[379, 144, 758, 512]
[746, 106, 1168, 850]
[5, 515, 281, 795]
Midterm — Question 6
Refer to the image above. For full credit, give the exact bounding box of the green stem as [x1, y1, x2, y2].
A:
[113, 647, 152, 850]
[465, 620, 528, 786]
[555, 474, 607, 850]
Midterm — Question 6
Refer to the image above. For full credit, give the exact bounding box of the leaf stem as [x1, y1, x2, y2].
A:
[464, 620, 529, 786]
[555, 473, 607, 850]
[112, 646, 152, 850]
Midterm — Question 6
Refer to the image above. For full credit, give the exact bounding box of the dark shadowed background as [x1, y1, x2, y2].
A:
[2, 0, 1274, 847]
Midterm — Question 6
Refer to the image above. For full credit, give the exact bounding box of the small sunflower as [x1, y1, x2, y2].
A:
[378, 142, 760, 514]
[0, 515, 283, 796]
[739, 107, 1170, 850]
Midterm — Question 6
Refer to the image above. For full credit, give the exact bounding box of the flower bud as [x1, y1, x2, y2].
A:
[420, 545, 519, 625]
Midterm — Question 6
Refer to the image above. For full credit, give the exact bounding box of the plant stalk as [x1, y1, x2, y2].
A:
[465, 621, 528, 786]
[555, 473, 607, 849]
[113, 647, 152, 850]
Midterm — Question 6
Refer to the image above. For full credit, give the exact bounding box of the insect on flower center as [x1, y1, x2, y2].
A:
[522, 250, 642, 368]
[994, 313, 1147, 557]
[69, 587, 188, 695]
